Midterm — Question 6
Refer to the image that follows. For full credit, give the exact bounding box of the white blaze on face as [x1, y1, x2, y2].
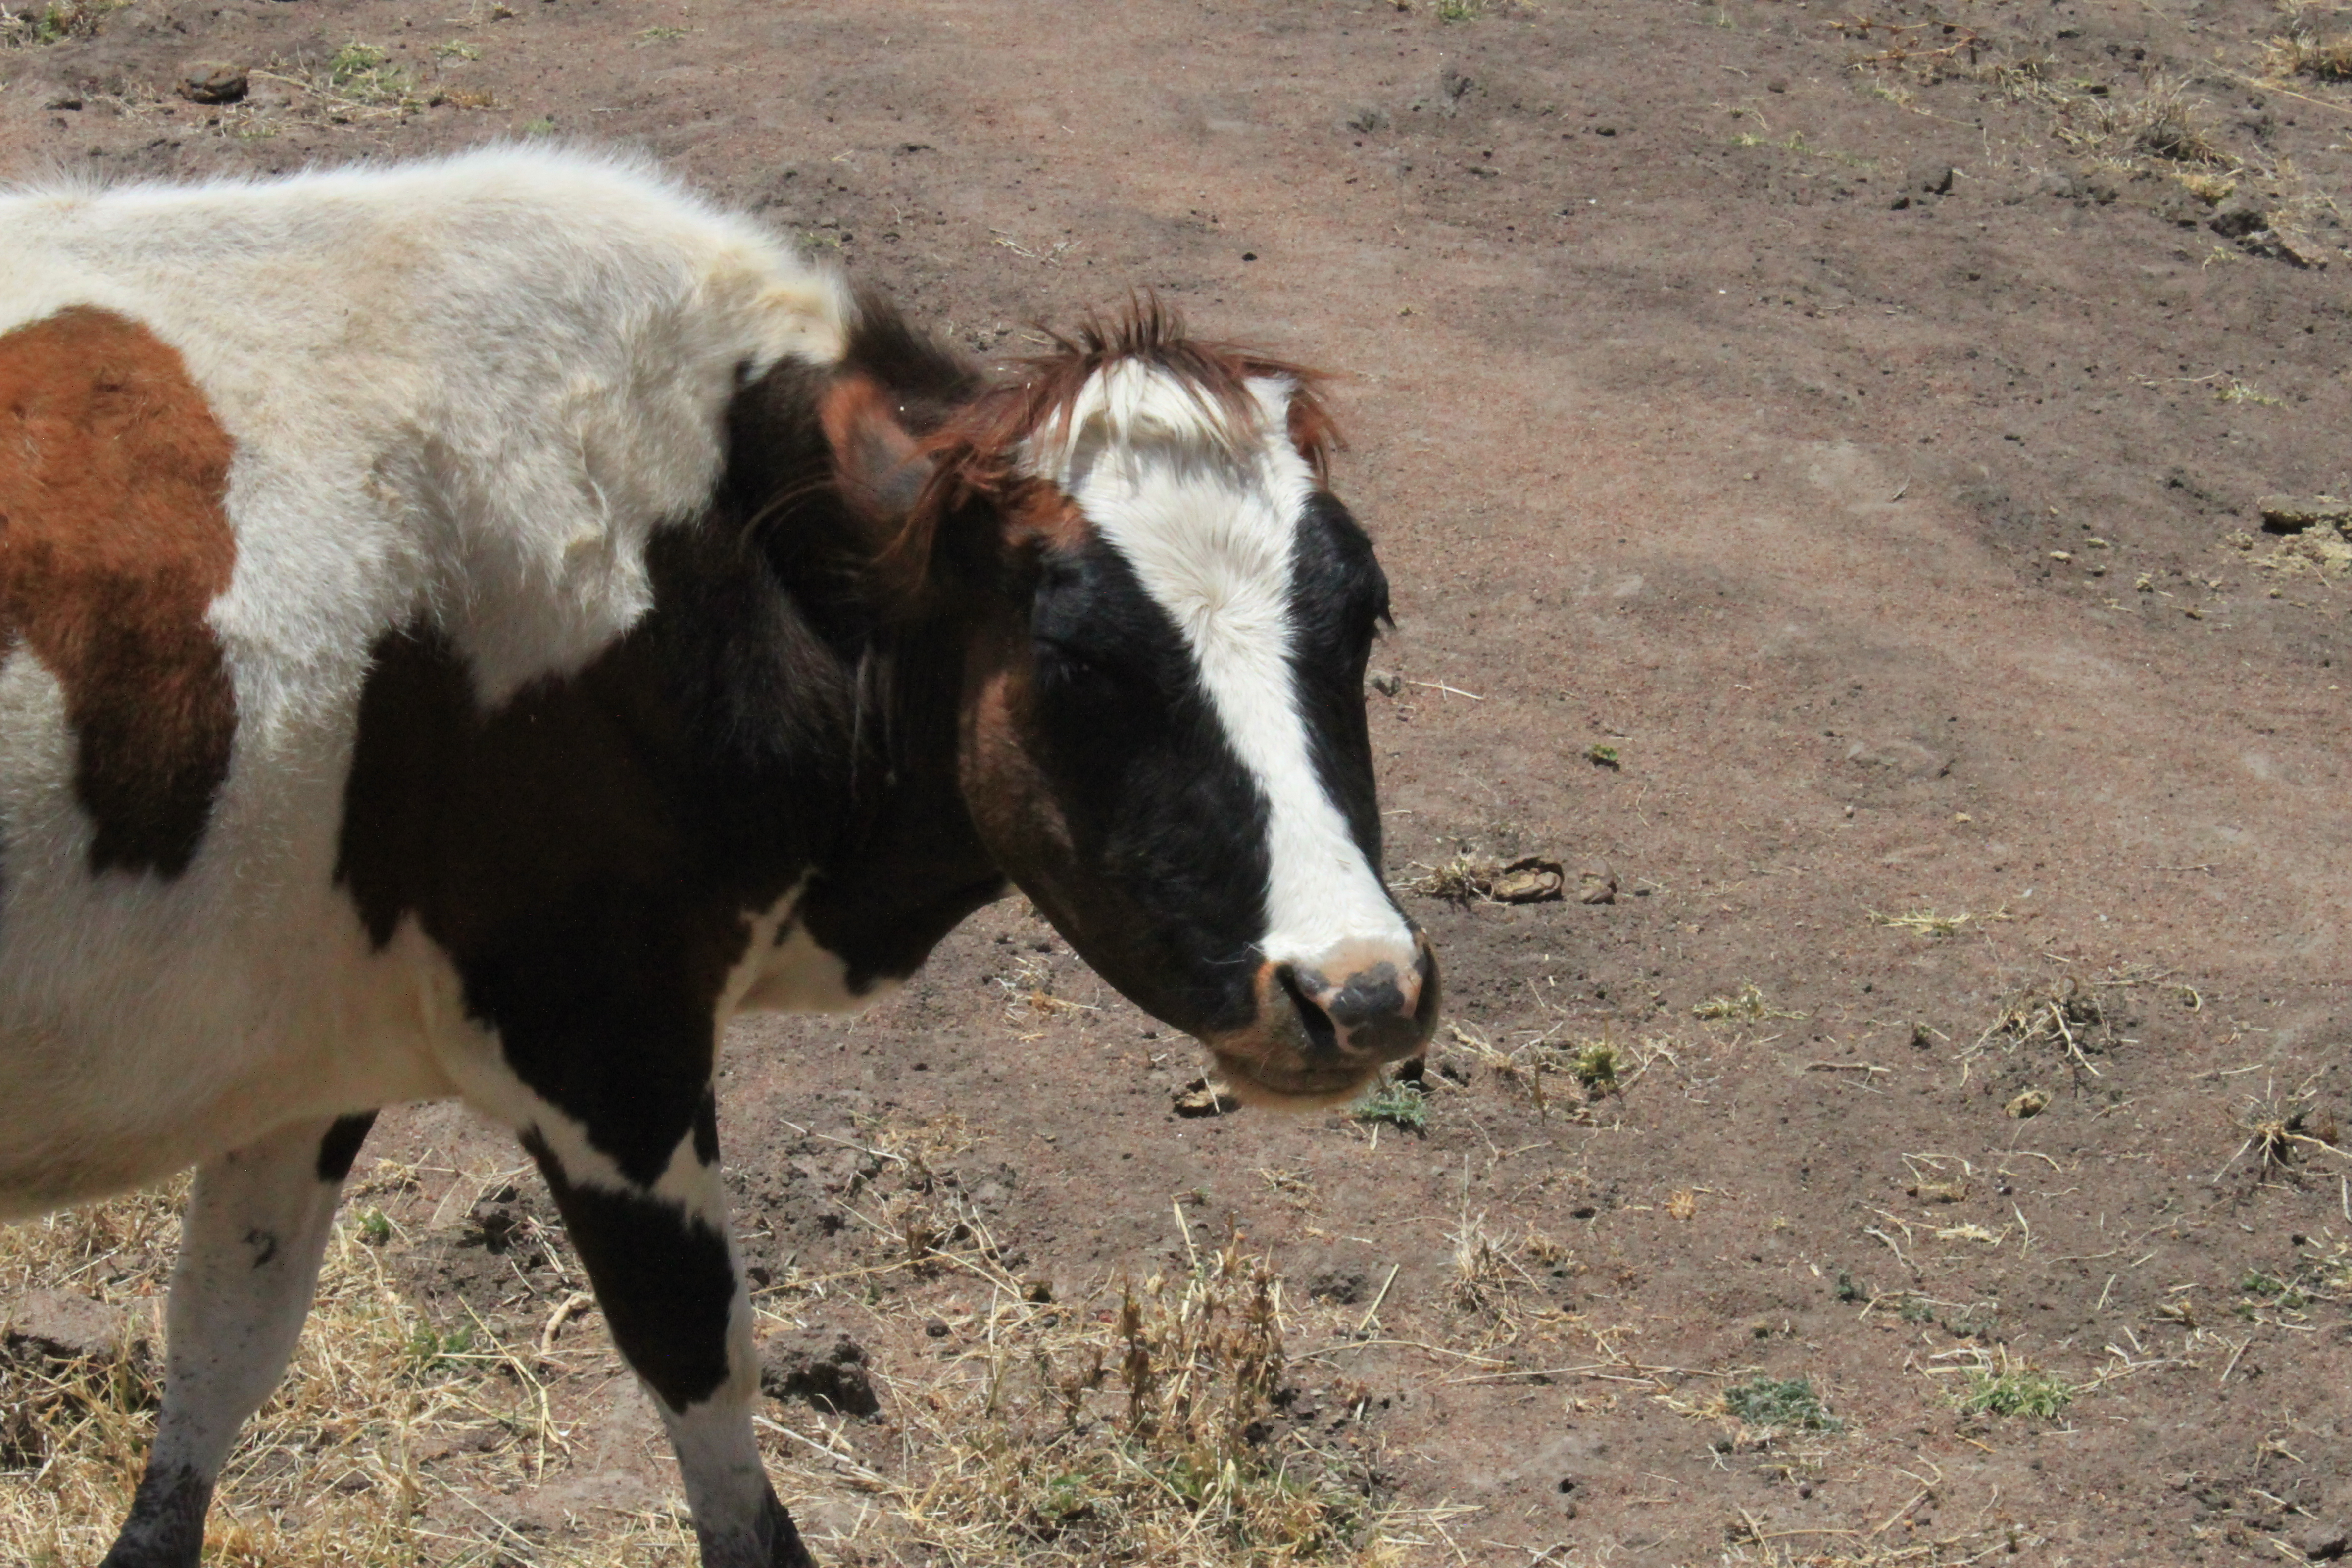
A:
[1027, 361, 1413, 967]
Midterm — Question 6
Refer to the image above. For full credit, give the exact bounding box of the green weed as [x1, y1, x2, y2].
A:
[326, 41, 411, 104]
[1351, 1079, 1429, 1131]
[1721, 1376, 1843, 1432]
[1962, 1364, 2071, 1419]
[403, 1323, 476, 1376]
[1571, 1041, 1621, 1094]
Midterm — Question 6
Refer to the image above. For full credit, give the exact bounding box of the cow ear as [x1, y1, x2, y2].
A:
[819, 373, 933, 527]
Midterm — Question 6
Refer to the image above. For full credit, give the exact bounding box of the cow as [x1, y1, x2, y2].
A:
[0, 147, 1438, 1568]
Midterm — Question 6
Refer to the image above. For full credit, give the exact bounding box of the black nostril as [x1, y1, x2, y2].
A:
[1326, 964, 1406, 1028]
[1276, 964, 1340, 1055]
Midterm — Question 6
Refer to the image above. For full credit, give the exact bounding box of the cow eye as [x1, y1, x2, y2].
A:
[1034, 636, 1117, 687]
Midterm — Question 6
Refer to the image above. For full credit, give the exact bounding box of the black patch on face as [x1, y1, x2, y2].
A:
[100, 1459, 212, 1568]
[1022, 537, 1272, 1033]
[522, 1128, 737, 1414]
[1286, 493, 1394, 877]
[315, 1112, 377, 1183]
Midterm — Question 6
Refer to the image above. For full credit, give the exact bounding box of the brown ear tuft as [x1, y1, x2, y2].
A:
[817, 373, 944, 612]
[819, 374, 930, 522]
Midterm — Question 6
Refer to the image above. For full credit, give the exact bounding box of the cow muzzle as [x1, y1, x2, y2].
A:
[1205, 930, 1441, 1107]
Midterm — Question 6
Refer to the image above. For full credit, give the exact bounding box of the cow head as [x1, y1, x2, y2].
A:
[828, 303, 1437, 1106]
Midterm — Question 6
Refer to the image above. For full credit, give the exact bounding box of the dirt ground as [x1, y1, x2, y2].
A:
[9, 0, 2352, 1564]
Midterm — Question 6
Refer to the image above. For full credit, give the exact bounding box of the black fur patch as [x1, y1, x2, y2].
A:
[1286, 493, 1393, 876]
[315, 1112, 377, 1183]
[1023, 537, 1271, 1033]
[691, 1088, 720, 1167]
[522, 1129, 738, 1413]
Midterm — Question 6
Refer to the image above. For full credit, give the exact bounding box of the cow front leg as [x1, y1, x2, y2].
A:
[520, 1095, 813, 1568]
[101, 1112, 377, 1568]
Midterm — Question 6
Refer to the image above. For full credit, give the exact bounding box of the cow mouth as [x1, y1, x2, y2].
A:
[1199, 1044, 1388, 1110]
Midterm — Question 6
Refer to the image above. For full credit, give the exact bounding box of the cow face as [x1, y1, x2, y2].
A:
[916, 328, 1437, 1107]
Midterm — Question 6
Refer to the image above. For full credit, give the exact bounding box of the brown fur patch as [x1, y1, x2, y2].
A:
[889, 297, 1336, 600]
[0, 306, 240, 876]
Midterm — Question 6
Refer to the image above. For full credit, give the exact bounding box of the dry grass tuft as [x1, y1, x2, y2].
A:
[2213, 1089, 2344, 1182]
[2089, 74, 2229, 165]
[0, 0, 124, 48]
[992, 953, 1100, 1035]
[1399, 853, 1491, 904]
[1850, 22, 2234, 168]
[1397, 849, 1562, 906]
[875, 1238, 1406, 1565]
[8, 1152, 1438, 1566]
[1716, 1529, 2036, 1567]
[2265, 16, 2352, 79]
[1691, 984, 1803, 1023]
[1868, 907, 2006, 937]
[1442, 1022, 1670, 1121]
[0, 1170, 671, 1568]
[1443, 1213, 1545, 1340]
[1967, 974, 2121, 1079]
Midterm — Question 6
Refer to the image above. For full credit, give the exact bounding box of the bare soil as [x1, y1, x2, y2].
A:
[9, 0, 2352, 1564]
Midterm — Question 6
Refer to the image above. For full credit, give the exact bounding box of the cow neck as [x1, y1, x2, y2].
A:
[790, 611, 1006, 993]
[712, 342, 1007, 996]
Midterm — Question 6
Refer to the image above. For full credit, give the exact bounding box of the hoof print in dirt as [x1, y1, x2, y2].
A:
[1174, 1077, 1241, 1117]
[3, 1289, 137, 1364]
[2210, 191, 2270, 240]
[759, 1329, 880, 1418]
[465, 1190, 529, 1253]
[1302, 1258, 1372, 1305]
[1907, 160, 1956, 196]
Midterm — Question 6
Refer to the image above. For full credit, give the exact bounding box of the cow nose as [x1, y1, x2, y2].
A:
[1276, 936, 1437, 1060]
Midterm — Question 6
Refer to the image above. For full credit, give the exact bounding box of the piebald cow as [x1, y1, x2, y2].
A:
[0, 149, 1438, 1568]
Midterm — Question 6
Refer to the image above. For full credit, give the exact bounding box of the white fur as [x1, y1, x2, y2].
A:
[147, 1120, 352, 1489]
[724, 879, 902, 1016]
[1028, 363, 1416, 974]
[0, 149, 854, 1217]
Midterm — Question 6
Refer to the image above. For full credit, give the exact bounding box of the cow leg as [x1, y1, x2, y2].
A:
[101, 1112, 377, 1568]
[520, 1098, 813, 1568]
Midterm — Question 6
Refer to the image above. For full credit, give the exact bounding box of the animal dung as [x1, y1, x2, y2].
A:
[1173, 1078, 1241, 1117]
[2257, 494, 2352, 533]
[1488, 856, 1565, 903]
[177, 61, 248, 104]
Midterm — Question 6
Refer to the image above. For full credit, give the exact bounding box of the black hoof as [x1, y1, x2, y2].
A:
[98, 1464, 211, 1568]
